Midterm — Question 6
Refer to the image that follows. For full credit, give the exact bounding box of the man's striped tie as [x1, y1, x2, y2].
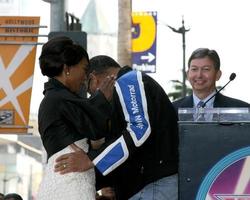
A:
[197, 101, 205, 121]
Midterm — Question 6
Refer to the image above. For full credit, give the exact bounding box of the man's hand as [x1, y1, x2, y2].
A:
[91, 138, 105, 150]
[54, 144, 94, 174]
[99, 75, 116, 101]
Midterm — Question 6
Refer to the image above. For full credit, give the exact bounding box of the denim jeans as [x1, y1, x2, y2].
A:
[128, 174, 178, 200]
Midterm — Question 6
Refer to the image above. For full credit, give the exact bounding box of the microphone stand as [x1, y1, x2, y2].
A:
[202, 73, 236, 108]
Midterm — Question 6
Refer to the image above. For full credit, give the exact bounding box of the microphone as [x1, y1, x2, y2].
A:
[201, 72, 236, 108]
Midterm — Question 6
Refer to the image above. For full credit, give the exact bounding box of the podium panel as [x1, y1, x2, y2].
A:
[179, 122, 250, 200]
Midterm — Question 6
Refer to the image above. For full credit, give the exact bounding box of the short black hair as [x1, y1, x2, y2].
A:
[88, 55, 120, 75]
[39, 36, 89, 78]
[3, 193, 23, 200]
[188, 48, 220, 70]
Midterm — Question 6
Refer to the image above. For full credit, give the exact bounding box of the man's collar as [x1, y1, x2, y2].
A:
[193, 91, 216, 108]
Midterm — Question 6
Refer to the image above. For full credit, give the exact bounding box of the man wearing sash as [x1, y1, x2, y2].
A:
[54, 55, 179, 200]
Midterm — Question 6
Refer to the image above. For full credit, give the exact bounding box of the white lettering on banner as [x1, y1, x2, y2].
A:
[128, 85, 144, 130]
[128, 85, 139, 114]
[135, 115, 144, 129]
[132, 63, 155, 73]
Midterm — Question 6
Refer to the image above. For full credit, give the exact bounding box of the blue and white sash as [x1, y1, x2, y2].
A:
[93, 70, 151, 175]
[115, 70, 151, 146]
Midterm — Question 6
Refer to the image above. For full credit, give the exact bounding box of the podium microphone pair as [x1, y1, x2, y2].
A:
[201, 73, 236, 108]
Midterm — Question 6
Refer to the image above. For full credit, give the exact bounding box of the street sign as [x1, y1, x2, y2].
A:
[0, 16, 40, 134]
[132, 12, 157, 73]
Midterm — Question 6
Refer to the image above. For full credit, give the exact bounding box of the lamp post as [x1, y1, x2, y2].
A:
[167, 16, 190, 97]
[42, 0, 66, 31]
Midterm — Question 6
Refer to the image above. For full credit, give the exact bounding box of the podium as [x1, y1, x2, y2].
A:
[178, 108, 250, 200]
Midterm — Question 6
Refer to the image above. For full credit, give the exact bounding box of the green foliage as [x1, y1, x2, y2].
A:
[168, 80, 192, 101]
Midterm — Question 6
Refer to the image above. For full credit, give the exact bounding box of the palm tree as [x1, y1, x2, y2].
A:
[168, 80, 192, 101]
[117, 0, 132, 67]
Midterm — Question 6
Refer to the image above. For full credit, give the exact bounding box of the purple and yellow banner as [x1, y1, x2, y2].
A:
[0, 16, 40, 134]
[132, 11, 157, 73]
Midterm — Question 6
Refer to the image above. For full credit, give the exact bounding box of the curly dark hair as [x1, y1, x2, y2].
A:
[88, 55, 120, 75]
[3, 193, 23, 200]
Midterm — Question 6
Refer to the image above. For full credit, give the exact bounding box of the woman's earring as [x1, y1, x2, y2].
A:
[66, 72, 70, 76]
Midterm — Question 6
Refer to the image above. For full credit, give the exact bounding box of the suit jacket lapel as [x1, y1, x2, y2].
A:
[214, 93, 224, 107]
[182, 95, 194, 107]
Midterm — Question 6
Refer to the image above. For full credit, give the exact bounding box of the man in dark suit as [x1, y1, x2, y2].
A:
[173, 48, 249, 112]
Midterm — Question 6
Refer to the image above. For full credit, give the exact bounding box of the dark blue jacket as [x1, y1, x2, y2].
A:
[91, 66, 179, 199]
